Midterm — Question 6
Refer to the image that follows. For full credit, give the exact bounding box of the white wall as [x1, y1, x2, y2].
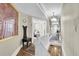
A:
[0, 6, 32, 56]
[23, 16, 32, 38]
[46, 19, 51, 35]
[0, 12, 23, 56]
[61, 4, 79, 56]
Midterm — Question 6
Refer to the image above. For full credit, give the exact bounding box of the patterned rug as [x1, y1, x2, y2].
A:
[17, 44, 35, 56]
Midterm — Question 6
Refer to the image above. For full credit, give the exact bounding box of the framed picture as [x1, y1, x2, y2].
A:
[0, 20, 2, 39]
[0, 3, 18, 40]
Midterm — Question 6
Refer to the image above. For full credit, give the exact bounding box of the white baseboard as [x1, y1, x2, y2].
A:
[11, 45, 22, 56]
[62, 40, 66, 56]
[62, 46, 66, 56]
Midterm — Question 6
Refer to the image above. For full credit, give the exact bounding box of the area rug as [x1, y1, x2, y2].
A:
[17, 44, 35, 56]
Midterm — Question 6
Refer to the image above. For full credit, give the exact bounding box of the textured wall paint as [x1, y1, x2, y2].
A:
[61, 4, 79, 56]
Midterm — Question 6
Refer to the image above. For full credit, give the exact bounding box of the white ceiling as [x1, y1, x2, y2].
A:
[14, 3, 62, 19]
[15, 3, 46, 19]
[41, 3, 62, 17]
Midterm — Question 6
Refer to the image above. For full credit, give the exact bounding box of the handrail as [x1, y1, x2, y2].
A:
[37, 33, 65, 56]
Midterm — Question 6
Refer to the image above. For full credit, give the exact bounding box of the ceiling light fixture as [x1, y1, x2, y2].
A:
[51, 12, 57, 22]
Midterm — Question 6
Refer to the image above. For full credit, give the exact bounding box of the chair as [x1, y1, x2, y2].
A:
[22, 26, 32, 48]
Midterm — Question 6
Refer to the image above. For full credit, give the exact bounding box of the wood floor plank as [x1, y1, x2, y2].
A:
[17, 44, 35, 56]
[48, 45, 62, 56]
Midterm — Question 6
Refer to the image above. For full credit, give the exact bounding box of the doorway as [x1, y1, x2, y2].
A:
[32, 17, 47, 42]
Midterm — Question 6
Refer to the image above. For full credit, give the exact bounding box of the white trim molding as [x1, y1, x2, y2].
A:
[62, 40, 66, 56]
[36, 3, 48, 19]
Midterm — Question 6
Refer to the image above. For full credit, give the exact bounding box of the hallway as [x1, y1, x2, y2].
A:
[0, 3, 79, 56]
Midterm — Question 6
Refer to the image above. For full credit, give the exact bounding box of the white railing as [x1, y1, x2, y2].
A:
[35, 33, 65, 56]
[35, 34, 50, 56]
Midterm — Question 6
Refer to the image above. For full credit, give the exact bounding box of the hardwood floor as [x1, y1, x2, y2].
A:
[17, 43, 62, 56]
[17, 44, 35, 56]
[48, 45, 62, 56]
